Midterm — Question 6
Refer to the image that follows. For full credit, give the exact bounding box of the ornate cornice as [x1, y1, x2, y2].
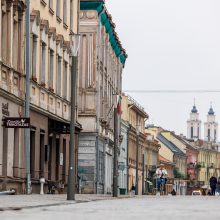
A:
[56, 34, 64, 47]
[80, 0, 127, 66]
[48, 27, 56, 41]
[40, 19, 49, 33]
[30, 10, 40, 25]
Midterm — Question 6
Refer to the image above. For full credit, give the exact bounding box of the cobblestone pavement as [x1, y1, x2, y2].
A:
[0, 194, 129, 210]
[1, 196, 220, 220]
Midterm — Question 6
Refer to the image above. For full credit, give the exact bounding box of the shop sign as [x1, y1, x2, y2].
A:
[2, 103, 10, 116]
[3, 117, 30, 128]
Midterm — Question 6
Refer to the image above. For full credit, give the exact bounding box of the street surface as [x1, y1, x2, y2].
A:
[1, 196, 220, 220]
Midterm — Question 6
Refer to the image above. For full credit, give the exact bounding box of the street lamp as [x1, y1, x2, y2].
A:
[142, 145, 145, 195]
[67, 33, 80, 201]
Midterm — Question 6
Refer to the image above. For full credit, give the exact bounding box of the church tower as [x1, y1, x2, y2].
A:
[204, 105, 218, 143]
[187, 104, 201, 139]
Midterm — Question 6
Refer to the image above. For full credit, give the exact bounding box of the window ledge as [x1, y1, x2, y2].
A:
[40, 0, 47, 7]
[49, 8, 54, 15]
[63, 22, 68, 30]
[56, 16, 62, 23]
[39, 82, 46, 88]
[32, 76, 38, 82]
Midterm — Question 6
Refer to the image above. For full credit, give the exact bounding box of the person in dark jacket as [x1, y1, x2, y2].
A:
[209, 176, 217, 196]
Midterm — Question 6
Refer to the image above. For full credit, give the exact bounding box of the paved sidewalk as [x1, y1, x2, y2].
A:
[0, 194, 131, 210]
[1, 196, 220, 220]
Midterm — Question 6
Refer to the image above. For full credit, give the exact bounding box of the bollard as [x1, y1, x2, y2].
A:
[40, 177, 45, 195]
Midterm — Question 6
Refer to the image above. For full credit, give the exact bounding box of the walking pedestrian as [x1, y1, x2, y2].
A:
[131, 184, 135, 196]
[209, 175, 217, 196]
[215, 177, 220, 196]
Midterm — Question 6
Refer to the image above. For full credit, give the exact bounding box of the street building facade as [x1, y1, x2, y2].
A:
[144, 133, 160, 194]
[77, 0, 127, 194]
[0, 0, 26, 192]
[146, 126, 188, 195]
[121, 94, 148, 195]
[118, 119, 129, 195]
[0, 0, 81, 194]
[28, 0, 81, 194]
[190, 140, 219, 187]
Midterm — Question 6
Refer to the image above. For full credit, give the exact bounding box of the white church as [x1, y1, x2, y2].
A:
[187, 104, 218, 143]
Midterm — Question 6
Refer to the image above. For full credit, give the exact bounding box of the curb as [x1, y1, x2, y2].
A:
[0, 196, 134, 211]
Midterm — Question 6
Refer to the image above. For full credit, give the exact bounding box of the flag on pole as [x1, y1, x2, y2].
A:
[116, 95, 121, 114]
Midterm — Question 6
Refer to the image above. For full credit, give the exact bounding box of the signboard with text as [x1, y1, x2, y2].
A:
[3, 117, 30, 128]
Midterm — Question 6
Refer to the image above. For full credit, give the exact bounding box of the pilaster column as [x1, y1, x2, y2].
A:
[9, 1, 13, 66]
[0, 0, 2, 61]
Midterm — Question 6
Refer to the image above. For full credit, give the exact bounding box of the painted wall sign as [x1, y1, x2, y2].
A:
[3, 117, 30, 128]
[2, 103, 10, 116]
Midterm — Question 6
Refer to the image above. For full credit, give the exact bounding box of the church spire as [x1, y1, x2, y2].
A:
[191, 99, 198, 113]
[208, 102, 215, 115]
[204, 102, 218, 142]
[187, 100, 201, 140]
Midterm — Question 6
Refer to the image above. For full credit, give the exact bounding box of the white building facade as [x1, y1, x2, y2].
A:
[77, 0, 127, 194]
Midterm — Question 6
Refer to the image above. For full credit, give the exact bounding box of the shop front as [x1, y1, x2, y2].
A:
[29, 109, 81, 194]
[0, 96, 26, 193]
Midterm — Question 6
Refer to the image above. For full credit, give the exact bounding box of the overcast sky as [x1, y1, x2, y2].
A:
[105, 0, 220, 139]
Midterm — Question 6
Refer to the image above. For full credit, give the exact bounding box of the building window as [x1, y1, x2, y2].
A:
[49, 0, 53, 9]
[214, 129, 217, 142]
[70, 0, 73, 31]
[30, 130, 36, 178]
[2, 5, 10, 63]
[41, 42, 46, 84]
[49, 49, 54, 89]
[56, 56, 62, 96]
[191, 127, 193, 139]
[208, 129, 210, 141]
[63, 61, 68, 99]
[56, 0, 60, 17]
[32, 35, 38, 80]
[13, 17, 18, 69]
[63, 0, 67, 24]
[40, 132, 45, 177]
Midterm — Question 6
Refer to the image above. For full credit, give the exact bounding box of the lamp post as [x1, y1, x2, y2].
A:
[67, 33, 80, 201]
[25, 0, 31, 194]
[113, 95, 120, 197]
[135, 125, 140, 195]
[142, 145, 145, 195]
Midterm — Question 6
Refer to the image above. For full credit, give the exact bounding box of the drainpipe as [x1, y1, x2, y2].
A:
[126, 104, 134, 194]
[127, 124, 131, 194]
[142, 147, 145, 195]
[25, 0, 31, 195]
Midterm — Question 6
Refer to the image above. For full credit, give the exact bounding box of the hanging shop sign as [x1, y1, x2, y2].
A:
[3, 117, 30, 128]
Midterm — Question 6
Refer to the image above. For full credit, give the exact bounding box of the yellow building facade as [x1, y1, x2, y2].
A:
[191, 140, 218, 186]
[121, 95, 148, 195]
[0, 0, 80, 193]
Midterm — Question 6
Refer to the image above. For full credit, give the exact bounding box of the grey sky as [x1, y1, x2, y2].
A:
[105, 0, 220, 139]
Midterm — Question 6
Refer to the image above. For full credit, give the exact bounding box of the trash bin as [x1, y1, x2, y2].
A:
[119, 188, 126, 195]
